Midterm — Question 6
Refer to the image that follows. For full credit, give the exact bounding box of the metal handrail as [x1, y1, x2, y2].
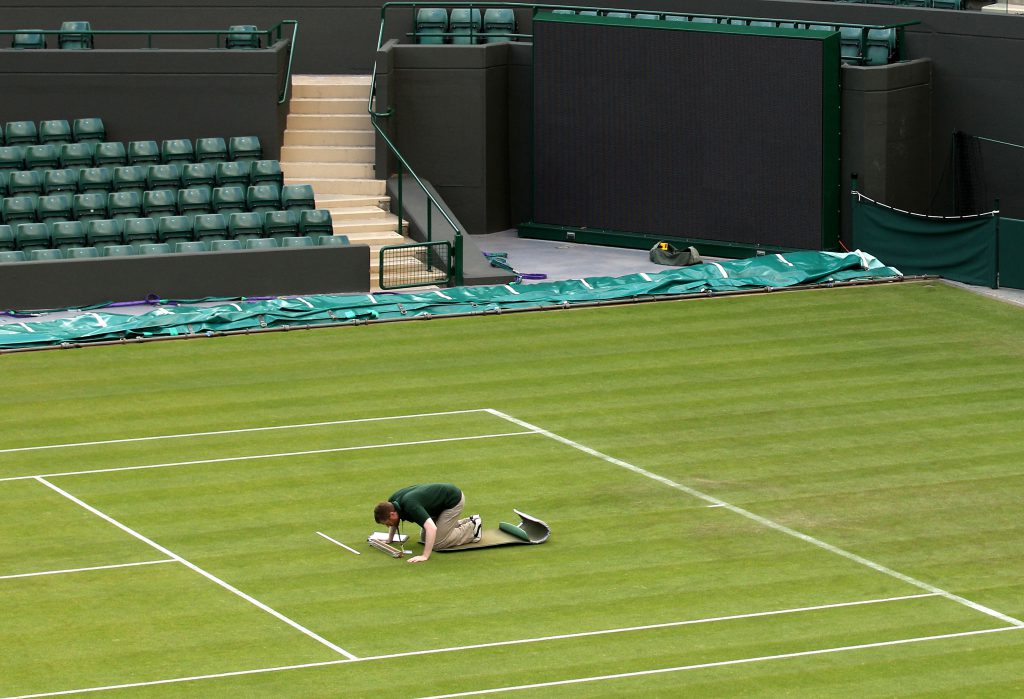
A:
[0, 21, 299, 103]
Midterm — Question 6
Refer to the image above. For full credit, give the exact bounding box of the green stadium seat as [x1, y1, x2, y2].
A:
[244, 236, 278, 249]
[316, 234, 349, 246]
[122, 217, 159, 246]
[210, 239, 243, 251]
[79, 167, 115, 194]
[299, 209, 334, 237]
[228, 135, 262, 161]
[178, 188, 214, 218]
[483, 8, 516, 43]
[249, 159, 283, 187]
[192, 213, 228, 242]
[0, 224, 14, 250]
[111, 165, 147, 193]
[73, 192, 108, 221]
[264, 209, 300, 240]
[635, 13, 661, 20]
[664, 14, 688, 21]
[4, 121, 37, 146]
[280, 235, 314, 247]
[605, 11, 632, 18]
[216, 160, 251, 188]
[42, 168, 79, 195]
[247, 184, 282, 213]
[142, 189, 177, 218]
[195, 137, 228, 163]
[932, 0, 963, 8]
[227, 211, 264, 241]
[449, 8, 482, 44]
[161, 139, 194, 164]
[36, 193, 73, 225]
[690, 16, 718, 24]
[840, 26, 867, 64]
[72, 118, 106, 143]
[0, 171, 8, 197]
[84, 219, 124, 248]
[94, 142, 128, 167]
[30, 248, 64, 261]
[59, 21, 94, 50]
[8, 170, 43, 196]
[415, 8, 448, 44]
[147, 164, 182, 191]
[866, 28, 897, 66]
[175, 241, 209, 253]
[157, 215, 194, 244]
[25, 144, 60, 171]
[11, 31, 46, 50]
[0, 250, 28, 262]
[102, 244, 136, 257]
[50, 221, 87, 250]
[64, 246, 100, 259]
[59, 142, 96, 169]
[107, 190, 143, 220]
[225, 25, 261, 49]
[0, 146, 26, 171]
[137, 242, 173, 255]
[2, 196, 37, 226]
[182, 162, 217, 192]
[127, 140, 161, 166]
[39, 120, 73, 145]
[280, 183, 315, 211]
[212, 186, 247, 215]
[15, 222, 52, 251]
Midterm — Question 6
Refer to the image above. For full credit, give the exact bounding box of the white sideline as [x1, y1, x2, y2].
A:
[0, 431, 534, 483]
[485, 409, 1024, 629]
[0, 408, 492, 454]
[415, 626, 1023, 699]
[32, 477, 358, 661]
[1, 592, 985, 699]
[0, 559, 175, 581]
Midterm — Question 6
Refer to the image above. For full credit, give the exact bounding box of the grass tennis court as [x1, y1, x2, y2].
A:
[2, 280, 1023, 697]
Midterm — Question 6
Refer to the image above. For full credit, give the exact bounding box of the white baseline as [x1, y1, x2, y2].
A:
[0, 559, 174, 581]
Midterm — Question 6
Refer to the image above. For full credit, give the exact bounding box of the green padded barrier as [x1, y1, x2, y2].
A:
[998, 218, 1024, 290]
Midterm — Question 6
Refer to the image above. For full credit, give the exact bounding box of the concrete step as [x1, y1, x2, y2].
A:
[286, 176, 386, 196]
[333, 216, 403, 235]
[316, 193, 391, 209]
[326, 205, 389, 221]
[290, 74, 372, 99]
[286, 113, 372, 131]
[283, 129, 375, 147]
[288, 97, 367, 115]
[282, 161, 376, 179]
[280, 145, 375, 163]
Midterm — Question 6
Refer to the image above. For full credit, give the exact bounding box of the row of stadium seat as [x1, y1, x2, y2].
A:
[0, 136, 263, 170]
[1, 118, 105, 146]
[0, 184, 316, 226]
[0, 210, 339, 255]
[8, 22, 265, 50]
[0, 161, 284, 196]
[836, 0, 962, 7]
[0, 236, 348, 262]
[415, 8, 516, 44]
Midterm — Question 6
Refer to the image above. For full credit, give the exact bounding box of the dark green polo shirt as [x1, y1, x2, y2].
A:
[389, 483, 462, 526]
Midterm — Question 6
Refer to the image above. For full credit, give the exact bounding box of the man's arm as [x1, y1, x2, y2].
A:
[408, 518, 436, 564]
[386, 524, 398, 545]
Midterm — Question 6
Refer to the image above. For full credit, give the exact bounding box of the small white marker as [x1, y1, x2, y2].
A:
[317, 531, 361, 555]
[707, 504, 725, 508]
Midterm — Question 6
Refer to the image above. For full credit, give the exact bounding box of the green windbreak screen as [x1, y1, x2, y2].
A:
[999, 218, 1024, 290]
[0, 251, 902, 350]
[852, 192, 997, 288]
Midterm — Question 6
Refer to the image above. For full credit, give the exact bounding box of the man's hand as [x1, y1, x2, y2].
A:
[407, 555, 429, 564]
[409, 518, 436, 564]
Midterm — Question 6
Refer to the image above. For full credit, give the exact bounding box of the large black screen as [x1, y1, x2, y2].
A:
[532, 16, 838, 250]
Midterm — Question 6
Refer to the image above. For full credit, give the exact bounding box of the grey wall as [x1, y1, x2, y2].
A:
[0, 246, 370, 310]
[0, 43, 290, 157]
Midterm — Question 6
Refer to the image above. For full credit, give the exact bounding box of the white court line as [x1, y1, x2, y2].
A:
[316, 531, 360, 555]
[415, 626, 1023, 699]
[0, 559, 174, 581]
[485, 409, 1024, 629]
[0, 408, 491, 454]
[33, 477, 358, 661]
[0, 431, 535, 483]
[1, 592, 979, 699]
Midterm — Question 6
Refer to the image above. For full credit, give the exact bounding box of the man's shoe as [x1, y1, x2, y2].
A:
[470, 514, 483, 542]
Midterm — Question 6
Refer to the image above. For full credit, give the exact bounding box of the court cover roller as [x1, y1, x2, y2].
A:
[436, 509, 550, 552]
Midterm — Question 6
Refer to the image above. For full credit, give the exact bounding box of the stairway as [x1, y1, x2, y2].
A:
[281, 75, 409, 289]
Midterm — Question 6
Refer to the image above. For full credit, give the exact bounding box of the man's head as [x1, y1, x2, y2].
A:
[374, 501, 398, 526]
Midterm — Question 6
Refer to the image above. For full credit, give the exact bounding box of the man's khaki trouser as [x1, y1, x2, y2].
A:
[431, 494, 476, 549]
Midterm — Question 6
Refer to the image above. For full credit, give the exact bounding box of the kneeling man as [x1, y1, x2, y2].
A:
[374, 483, 482, 563]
